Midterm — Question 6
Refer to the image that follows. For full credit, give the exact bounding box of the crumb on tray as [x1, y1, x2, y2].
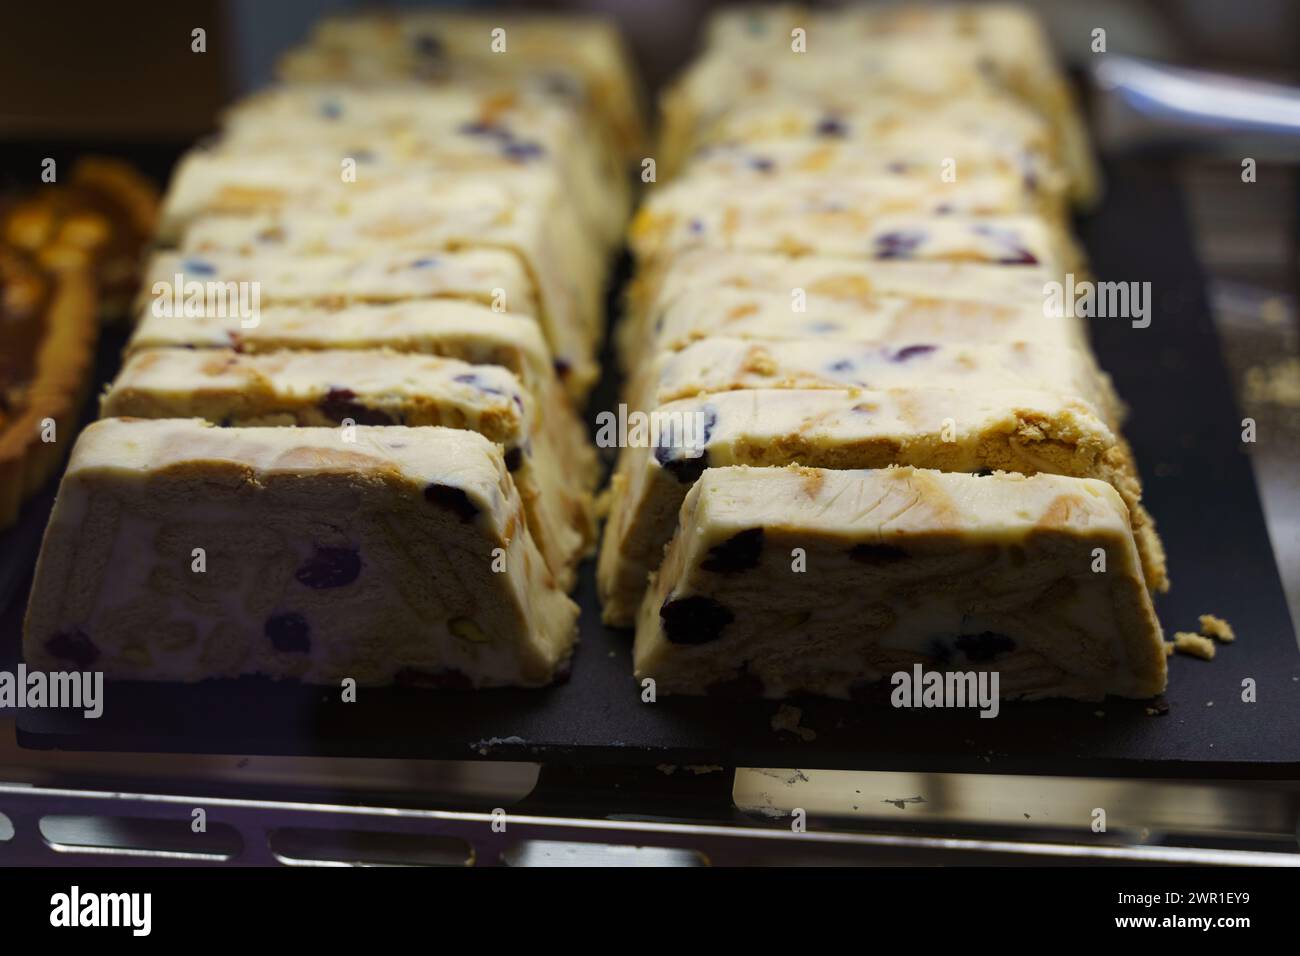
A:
[1198, 613, 1236, 643]
[1173, 631, 1216, 661]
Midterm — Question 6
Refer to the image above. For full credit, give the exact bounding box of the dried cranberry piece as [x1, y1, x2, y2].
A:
[44, 629, 99, 668]
[424, 483, 479, 522]
[266, 613, 311, 653]
[295, 547, 362, 589]
[702, 528, 764, 573]
[660, 596, 734, 645]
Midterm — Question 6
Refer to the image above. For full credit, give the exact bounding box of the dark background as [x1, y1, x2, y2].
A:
[0, 0, 1297, 142]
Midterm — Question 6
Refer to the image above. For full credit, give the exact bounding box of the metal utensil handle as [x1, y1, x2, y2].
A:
[1094, 55, 1300, 137]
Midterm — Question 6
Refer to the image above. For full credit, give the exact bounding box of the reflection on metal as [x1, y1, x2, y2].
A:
[734, 769, 1300, 842]
[0, 783, 1296, 867]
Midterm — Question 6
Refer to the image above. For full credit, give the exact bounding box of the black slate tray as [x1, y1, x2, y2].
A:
[5, 157, 1299, 778]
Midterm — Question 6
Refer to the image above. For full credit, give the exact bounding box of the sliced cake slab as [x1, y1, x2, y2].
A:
[597, 387, 1164, 625]
[24, 419, 578, 687]
[102, 348, 594, 587]
[635, 465, 1164, 700]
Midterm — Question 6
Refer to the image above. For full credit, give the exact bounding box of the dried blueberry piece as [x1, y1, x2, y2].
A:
[828, 359, 855, 373]
[808, 321, 841, 333]
[701, 528, 764, 573]
[874, 230, 924, 260]
[815, 116, 847, 138]
[424, 483, 479, 522]
[453, 372, 507, 398]
[319, 99, 343, 120]
[44, 629, 99, 668]
[395, 667, 473, 690]
[998, 249, 1040, 265]
[886, 161, 909, 174]
[660, 596, 734, 645]
[411, 33, 444, 59]
[295, 546, 362, 589]
[181, 258, 216, 276]
[954, 631, 1016, 662]
[457, 120, 502, 138]
[503, 446, 524, 472]
[892, 344, 938, 363]
[687, 217, 705, 234]
[654, 406, 716, 484]
[266, 612, 311, 653]
[748, 156, 775, 173]
[410, 257, 438, 269]
[659, 452, 708, 484]
[848, 543, 910, 565]
[320, 387, 395, 426]
[552, 357, 571, 379]
[503, 139, 545, 162]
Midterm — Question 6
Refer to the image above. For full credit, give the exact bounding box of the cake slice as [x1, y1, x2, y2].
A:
[633, 248, 1059, 321]
[681, 137, 1068, 208]
[143, 247, 535, 318]
[219, 84, 626, 247]
[281, 9, 645, 160]
[630, 198, 1076, 275]
[631, 285, 1089, 364]
[634, 465, 1164, 700]
[102, 348, 594, 587]
[695, 4, 1097, 201]
[629, 337, 1122, 428]
[660, 91, 1062, 184]
[597, 387, 1164, 625]
[24, 419, 578, 687]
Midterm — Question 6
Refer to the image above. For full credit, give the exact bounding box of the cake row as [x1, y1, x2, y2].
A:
[24, 11, 641, 687]
[601, 3, 1168, 701]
